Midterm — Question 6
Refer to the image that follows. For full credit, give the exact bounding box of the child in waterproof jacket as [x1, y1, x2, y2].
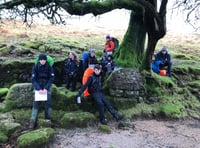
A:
[29, 53, 55, 129]
[155, 46, 172, 77]
[65, 52, 79, 91]
[101, 54, 116, 75]
[77, 64, 124, 125]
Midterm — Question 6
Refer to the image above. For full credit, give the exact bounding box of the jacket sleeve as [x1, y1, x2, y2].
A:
[167, 54, 171, 63]
[44, 66, 55, 90]
[77, 76, 92, 97]
[64, 59, 70, 73]
[31, 65, 41, 90]
[106, 40, 115, 52]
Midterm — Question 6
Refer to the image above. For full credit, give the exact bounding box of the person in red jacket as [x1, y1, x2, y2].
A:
[105, 35, 115, 55]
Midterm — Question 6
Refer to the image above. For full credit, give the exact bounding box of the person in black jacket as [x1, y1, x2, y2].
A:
[83, 49, 98, 71]
[101, 54, 116, 75]
[65, 52, 79, 91]
[155, 46, 172, 77]
[29, 53, 55, 129]
[77, 64, 124, 125]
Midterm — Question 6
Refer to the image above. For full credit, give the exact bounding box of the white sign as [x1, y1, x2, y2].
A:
[35, 91, 47, 101]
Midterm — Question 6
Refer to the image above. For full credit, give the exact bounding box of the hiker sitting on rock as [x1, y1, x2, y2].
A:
[154, 46, 172, 77]
[29, 53, 55, 129]
[101, 54, 116, 75]
[77, 64, 124, 125]
[65, 51, 79, 91]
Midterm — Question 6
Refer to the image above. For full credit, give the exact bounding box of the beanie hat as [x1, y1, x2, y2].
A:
[161, 46, 168, 51]
[89, 49, 96, 53]
[38, 53, 47, 60]
[94, 64, 102, 70]
[106, 35, 110, 40]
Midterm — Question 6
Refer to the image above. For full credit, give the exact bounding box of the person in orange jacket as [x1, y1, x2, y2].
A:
[104, 35, 115, 55]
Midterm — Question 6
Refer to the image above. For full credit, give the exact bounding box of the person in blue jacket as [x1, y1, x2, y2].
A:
[65, 52, 79, 91]
[155, 46, 172, 77]
[29, 53, 55, 129]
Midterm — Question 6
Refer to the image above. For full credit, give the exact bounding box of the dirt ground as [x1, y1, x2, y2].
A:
[50, 119, 200, 148]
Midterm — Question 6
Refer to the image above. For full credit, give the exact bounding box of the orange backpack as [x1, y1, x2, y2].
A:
[82, 67, 94, 97]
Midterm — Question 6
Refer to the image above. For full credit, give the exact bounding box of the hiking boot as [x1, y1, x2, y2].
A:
[100, 118, 108, 125]
[29, 121, 36, 130]
[114, 114, 125, 122]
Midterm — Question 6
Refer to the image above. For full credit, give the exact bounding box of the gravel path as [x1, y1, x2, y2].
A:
[50, 119, 200, 148]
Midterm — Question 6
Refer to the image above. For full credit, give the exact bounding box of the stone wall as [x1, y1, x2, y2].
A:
[105, 68, 146, 108]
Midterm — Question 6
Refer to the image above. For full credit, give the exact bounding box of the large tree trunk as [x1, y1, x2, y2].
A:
[141, 34, 157, 71]
[115, 10, 146, 67]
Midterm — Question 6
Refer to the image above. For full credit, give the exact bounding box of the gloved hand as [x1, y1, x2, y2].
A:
[77, 96, 81, 104]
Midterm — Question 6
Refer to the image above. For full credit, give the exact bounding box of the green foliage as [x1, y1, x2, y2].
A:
[99, 125, 112, 134]
[60, 111, 95, 129]
[0, 131, 8, 143]
[17, 128, 55, 148]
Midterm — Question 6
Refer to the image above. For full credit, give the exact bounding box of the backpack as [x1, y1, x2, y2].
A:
[82, 67, 94, 97]
[35, 55, 54, 66]
[82, 51, 89, 70]
[112, 37, 119, 50]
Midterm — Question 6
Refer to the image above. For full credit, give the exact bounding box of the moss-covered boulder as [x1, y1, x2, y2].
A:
[17, 128, 55, 148]
[37, 119, 52, 128]
[5, 83, 34, 111]
[0, 122, 21, 136]
[51, 86, 79, 111]
[0, 131, 8, 143]
[60, 111, 96, 129]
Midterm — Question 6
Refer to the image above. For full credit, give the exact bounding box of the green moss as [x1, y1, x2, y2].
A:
[51, 110, 66, 124]
[10, 109, 32, 125]
[173, 53, 192, 60]
[120, 103, 157, 118]
[157, 104, 181, 118]
[0, 88, 8, 98]
[0, 122, 21, 136]
[0, 46, 9, 56]
[5, 100, 16, 112]
[17, 128, 55, 148]
[38, 119, 52, 128]
[188, 80, 200, 88]
[60, 111, 95, 129]
[20, 40, 42, 49]
[99, 125, 112, 134]
[0, 131, 8, 143]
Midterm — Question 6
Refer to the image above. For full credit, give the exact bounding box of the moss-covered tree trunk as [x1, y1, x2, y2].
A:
[115, 10, 146, 67]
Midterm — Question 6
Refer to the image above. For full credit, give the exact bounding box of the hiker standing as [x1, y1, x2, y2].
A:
[29, 53, 55, 129]
[77, 64, 124, 125]
[104, 35, 115, 55]
[65, 52, 79, 91]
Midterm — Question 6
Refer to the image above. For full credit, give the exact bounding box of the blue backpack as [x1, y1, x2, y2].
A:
[82, 52, 89, 70]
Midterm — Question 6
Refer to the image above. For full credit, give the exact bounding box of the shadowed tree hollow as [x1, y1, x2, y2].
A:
[0, 0, 169, 71]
